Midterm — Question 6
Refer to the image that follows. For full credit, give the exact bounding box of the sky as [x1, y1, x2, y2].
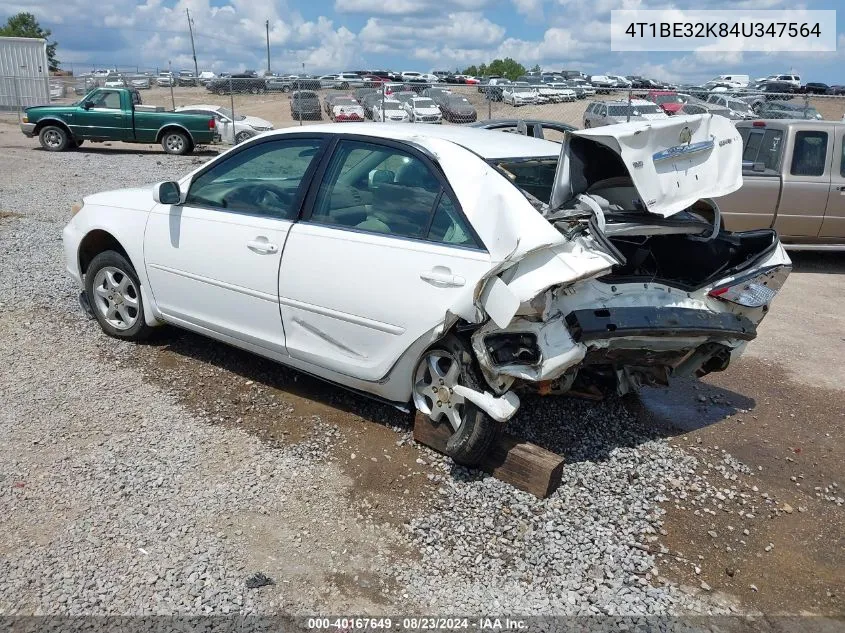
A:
[1, 0, 843, 83]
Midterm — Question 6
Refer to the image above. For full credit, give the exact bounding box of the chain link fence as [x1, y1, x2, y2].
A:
[3, 71, 845, 143]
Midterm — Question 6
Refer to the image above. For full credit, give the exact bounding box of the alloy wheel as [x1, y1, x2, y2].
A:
[43, 129, 62, 149]
[413, 351, 466, 432]
[165, 134, 185, 153]
[91, 266, 140, 330]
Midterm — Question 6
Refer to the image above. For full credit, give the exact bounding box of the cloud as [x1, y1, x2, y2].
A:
[335, 0, 490, 15]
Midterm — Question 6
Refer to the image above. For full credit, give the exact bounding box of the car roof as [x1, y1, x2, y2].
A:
[272, 123, 560, 159]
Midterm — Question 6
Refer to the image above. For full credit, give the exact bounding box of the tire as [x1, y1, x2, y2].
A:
[235, 131, 254, 144]
[340, 82, 349, 90]
[161, 130, 191, 155]
[72, 139, 84, 148]
[38, 125, 70, 152]
[216, 87, 226, 95]
[85, 251, 153, 341]
[282, 85, 290, 93]
[249, 86, 259, 95]
[412, 335, 501, 467]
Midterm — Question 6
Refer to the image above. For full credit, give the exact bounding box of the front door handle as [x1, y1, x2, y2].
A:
[837, 185, 845, 192]
[420, 267, 465, 288]
[247, 238, 278, 254]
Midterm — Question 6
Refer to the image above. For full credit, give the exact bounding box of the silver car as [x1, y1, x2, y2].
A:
[583, 99, 668, 128]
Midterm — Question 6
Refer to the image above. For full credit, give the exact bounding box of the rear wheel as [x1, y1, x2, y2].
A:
[412, 335, 500, 467]
[340, 82, 349, 90]
[161, 130, 191, 155]
[235, 130, 254, 144]
[39, 125, 69, 152]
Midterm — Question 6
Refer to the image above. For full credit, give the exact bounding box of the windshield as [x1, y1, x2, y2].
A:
[608, 104, 661, 116]
[514, 87, 534, 93]
[489, 158, 558, 204]
[383, 102, 402, 110]
[727, 100, 753, 113]
[413, 99, 435, 108]
[335, 98, 357, 105]
[655, 95, 683, 105]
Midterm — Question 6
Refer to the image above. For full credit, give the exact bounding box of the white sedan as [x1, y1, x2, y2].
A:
[403, 97, 442, 123]
[63, 118, 790, 466]
[502, 85, 538, 106]
[373, 99, 409, 122]
[176, 104, 274, 144]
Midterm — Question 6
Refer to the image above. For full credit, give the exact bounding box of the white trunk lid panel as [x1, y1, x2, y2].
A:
[552, 114, 743, 217]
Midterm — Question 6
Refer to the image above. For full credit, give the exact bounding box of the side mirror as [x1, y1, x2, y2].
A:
[153, 181, 181, 205]
[81, 101, 92, 110]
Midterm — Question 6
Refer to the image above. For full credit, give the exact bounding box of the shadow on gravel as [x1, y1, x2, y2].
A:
[789, 251, 845, 275]
[140, 328, 753, 470]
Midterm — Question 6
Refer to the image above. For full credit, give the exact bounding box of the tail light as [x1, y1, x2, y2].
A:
[208, 118, 215, 129]
[709, 265, 791, 308]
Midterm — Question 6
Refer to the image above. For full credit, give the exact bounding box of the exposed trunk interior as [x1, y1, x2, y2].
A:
[602, 229, 779, 290]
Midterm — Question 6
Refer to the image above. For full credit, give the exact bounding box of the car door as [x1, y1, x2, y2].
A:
[73, 90, 129, 140]
[143, 135, 326, 354]
[820, 130, 845, 238]
[277, 137, 492, 382]
[774, 129, 832, 238]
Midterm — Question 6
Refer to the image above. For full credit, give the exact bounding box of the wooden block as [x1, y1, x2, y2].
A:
[413, 412, 565, 499]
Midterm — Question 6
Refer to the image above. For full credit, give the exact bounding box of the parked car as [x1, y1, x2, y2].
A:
[393, 91, 417, 106]
[705, 74, 750, 89]
[801, 82, 830, 95]
[48, 81, 65, 100]
[607, 74, 632, 88]
[73, 78, 97, 96]
[676, 100, 735, 119]
[175, 104, 273, 144]
[538, 84, 576, 103]
[372, 99, 409, 122]
[177, 71, 197, 87]
[583, 99, 668, 127]
[128, 75, 151, 90]
[265, 76, 295, 92]
[827, 85, 845, 96]
[719, 120, 844, 246]
[290, 90, 322, 121]
[355, 87, 378, 102]
[502, 85, 538, 107]
[469, 119, 576, 141]
[20, 88, 219, 154]
[197, 71, 217, 86]
[61, 118, 790, 466]
[706, 94, 756, 120]
[104, 74, 126, 88]
[360, 92, 386, 119]
[568, 80, 595, 97]
[482, 78, 511, 102]
[206, 75, 267, 95]
[422, 87, 451, 105]
[156, 72, 174, 87]
[756, 101, 823, 120]
[648, 91, 685, 115]
[403, 97, 442, 123]
[439, 95, 477, 123]
[587, 75, 616, 93]
[761, 81, 797, 99]
[328, 96, 365, 122]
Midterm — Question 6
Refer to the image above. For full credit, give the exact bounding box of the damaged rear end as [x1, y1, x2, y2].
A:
[473, 114, 791, 404]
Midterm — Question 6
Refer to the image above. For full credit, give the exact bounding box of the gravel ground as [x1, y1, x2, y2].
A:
[0, 124, 841, 621]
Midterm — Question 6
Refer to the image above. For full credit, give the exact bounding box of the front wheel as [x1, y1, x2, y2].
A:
[39, 125, 70, 152]
[340, 82, 349, 90]
[85, 251, 154, 341]
[413, 336, 500, 467]
[161, 131, 192, 155]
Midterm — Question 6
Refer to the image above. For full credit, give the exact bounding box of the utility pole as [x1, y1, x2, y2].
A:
[265, 20, 271, 75]
[186, 8, 199, 79]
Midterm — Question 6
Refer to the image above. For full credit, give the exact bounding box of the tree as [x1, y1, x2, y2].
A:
[530, 63, 542, 73]
[0, 13, 59, 70]
[487, 58, 527, 81]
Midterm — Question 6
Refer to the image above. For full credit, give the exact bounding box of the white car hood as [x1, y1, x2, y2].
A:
[332, 104, 364, 114]
[550, 114, 742, 218]
[413, 107, 440, 115]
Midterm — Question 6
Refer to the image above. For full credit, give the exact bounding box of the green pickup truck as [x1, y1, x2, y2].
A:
[20, 87, 220, 155]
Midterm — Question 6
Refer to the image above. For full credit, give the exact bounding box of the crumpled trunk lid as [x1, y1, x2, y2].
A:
[550, 114, 743, 217]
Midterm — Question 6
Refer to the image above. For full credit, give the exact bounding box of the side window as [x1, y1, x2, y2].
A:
[185, 139, 322, 218]
[790, 131, 828, 177]
[427, 195, 479, 248]
[309, 140, 476, 246]
[90, 91, 121, 109]
[598, 105, 607, 116]
[757, 129, 784, 170]
[742, 131, 764, 162]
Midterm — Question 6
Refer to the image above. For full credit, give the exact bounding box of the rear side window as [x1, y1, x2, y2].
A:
[790, 131, 828, 177]
[742, 128, 784, 172]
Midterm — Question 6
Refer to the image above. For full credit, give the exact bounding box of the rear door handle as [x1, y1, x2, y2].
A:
[836, 185, 845, 191]
[247, 238, 278, 254]
[420, 267, 465, 288]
